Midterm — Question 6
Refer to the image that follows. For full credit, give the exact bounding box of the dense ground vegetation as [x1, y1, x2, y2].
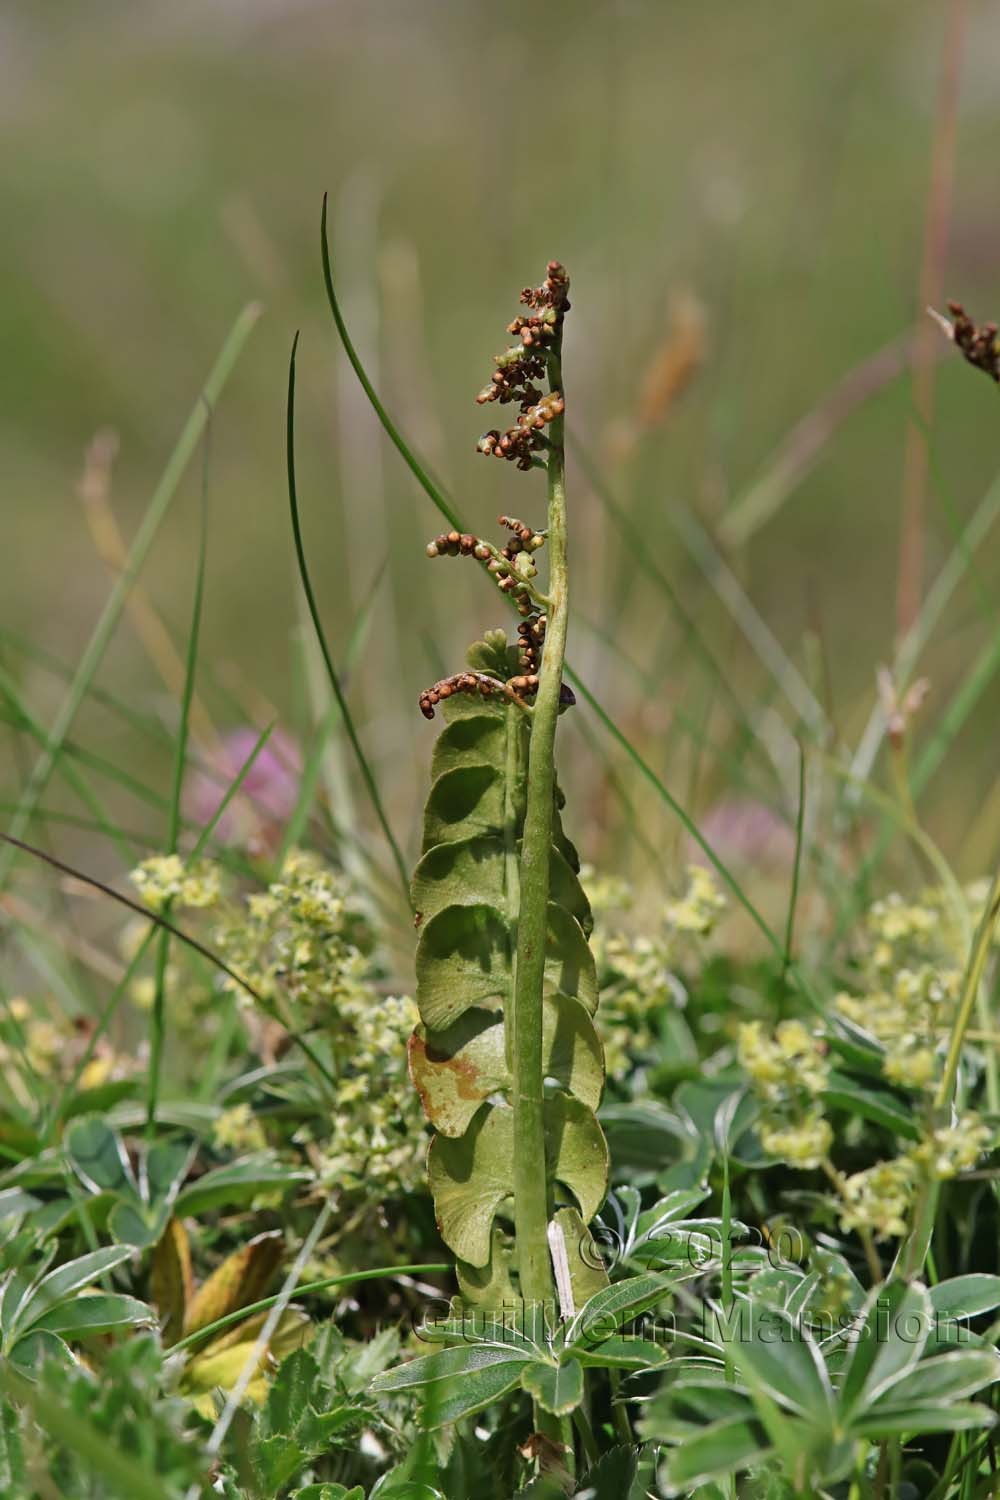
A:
[5, 6, 1000, 1496]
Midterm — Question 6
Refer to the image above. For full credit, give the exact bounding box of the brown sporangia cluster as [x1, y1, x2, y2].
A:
[476, 261, 570, 469]
[425, 530, 491, 561]
[425, 515, 545, 616]
[418, 511, 577, 718]
[418, 667, 574, 719]
[517, 614, 545, 674]
[419, 670, 538, 720]
[939, 301, 1000, 384]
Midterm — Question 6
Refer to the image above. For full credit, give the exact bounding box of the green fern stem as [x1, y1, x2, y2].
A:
[511, 338, 568, 1317]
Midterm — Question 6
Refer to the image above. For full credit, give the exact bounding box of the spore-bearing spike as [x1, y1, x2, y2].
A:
[418, 670, 542, 720]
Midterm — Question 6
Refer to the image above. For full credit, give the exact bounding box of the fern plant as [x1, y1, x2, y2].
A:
[408, 265, 609, 1327]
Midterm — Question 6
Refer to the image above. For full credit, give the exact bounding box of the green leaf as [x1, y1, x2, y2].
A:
[865, 1349, 1000, 1411]
[723, 1299, 834, 1422]
[838, 1279, 930, 1414]
[431, 703, 506, 775]
[108, 1198, 164, 1248]
[263, 1347, 319, 1436]
[0, 1400, 26, 1492]
[422, 766, 505, 850]
[292, 1488, 364, 1500]
[417, 1314, 540, 1356]
[635, 1187, 712, 1241]
[0, 1190, 39, 1224]
[143, 1137, 197, 1207]
[30, 1293, 153, 1339]
[371, 1345, 529, 1426]
[428, 1097, 608, 1266]
[174, 1156, 307, 1217]
[371, 1344, 529, 1393]
[415, 904, 508, 1029]
[15, 1246, 133, 1335]
[7, 1329, 74, 1372]
[60, 1078, 140, 1121]
[455, 1228, 518, 1308]
[822, 1072, 919, 1140]
[573, 1336, 670, 1371]
[566, 1274, 676, 1348]
[412, 834, 508, 920]
[639, 1376, 754, 1442]
[852, 1401, 997, 1438]
[599, 1102, 702, 1185]
[657, 1415, 772, 1491]
[64, 1116, 137, 1197]
[575, 1445, 640, 1500]
[930, 1274, 1000, 1321]
[520, 1357, 584, 1415]
[412, 832, 590, 930]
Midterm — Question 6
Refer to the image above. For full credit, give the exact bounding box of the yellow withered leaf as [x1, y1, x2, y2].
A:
[150, 1217, 193, 1348]
[182, 1306, 310, 1399]
[183, 1229, 283, 1338]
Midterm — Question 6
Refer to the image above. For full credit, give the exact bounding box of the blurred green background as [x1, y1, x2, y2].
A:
[3, 0, 1000, 920]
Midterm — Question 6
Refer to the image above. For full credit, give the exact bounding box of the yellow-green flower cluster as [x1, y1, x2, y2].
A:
[213, 1103, 268, 1154]
[214, 850, 371, 1018]
[912, 1115, 992, 1179]
[0, 997, 62, 1076]
[840, 1157, 916, 1240]
[130, 854, 221, 913]
[739, 1020, 832, 1171]
[665, 864, 727, 936]
[0, 997, 133, 1099]
[834, 887, 970, 1093]
[215, 853, 426, 1202]
[315, 993, 426, 1195]
[587, 866, 725, 1082]
[837, 1114, 992, 1241]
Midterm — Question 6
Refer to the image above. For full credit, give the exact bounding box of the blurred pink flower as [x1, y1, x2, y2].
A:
[689, 797, 796, 871]
[184, 728, 301, 845]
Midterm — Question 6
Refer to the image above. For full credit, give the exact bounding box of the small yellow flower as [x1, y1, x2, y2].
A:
[665, 865, 727, 936]
[213, 1103, 267, 1154]
[884, 1044, 936, 1090]
[759, 1112, 832, 1171]
[840, 1157, 916, 1240]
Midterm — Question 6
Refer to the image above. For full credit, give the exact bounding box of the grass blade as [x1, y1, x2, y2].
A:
[147, 437, 210, 1131]
[286, 332, 411, 908]
[783, 741, 806, 977]
[320, 193, 462, 531]
[0, 302, 261, 892]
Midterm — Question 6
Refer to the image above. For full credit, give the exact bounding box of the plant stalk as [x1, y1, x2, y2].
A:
[511, 335, 568, 1322]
